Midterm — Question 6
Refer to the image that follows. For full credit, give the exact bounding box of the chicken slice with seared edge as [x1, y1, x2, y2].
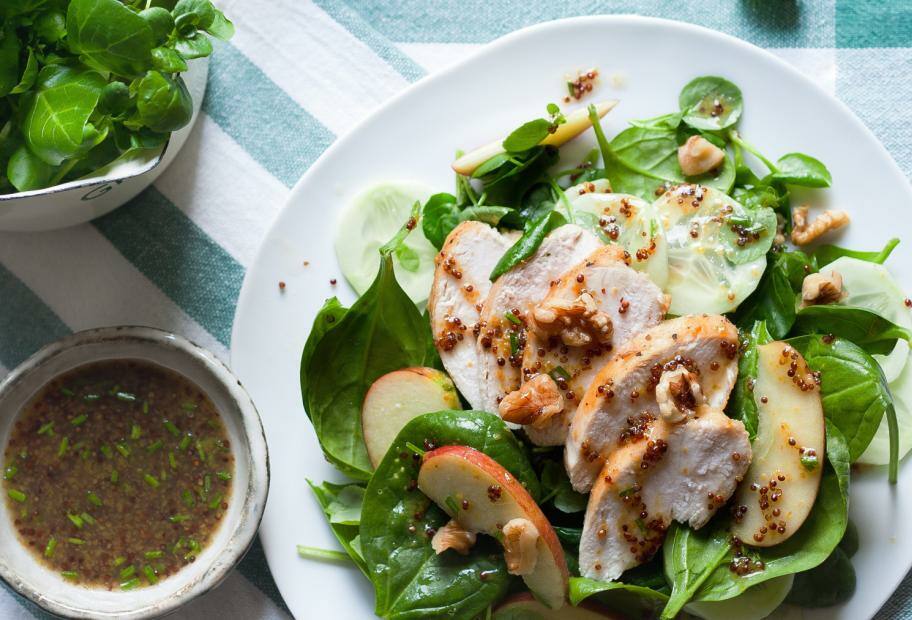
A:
[500, 245, 667, 446]
[565, 314, 740, 493]
[476, 224, 603, 414]
[428, 221, 512, 409]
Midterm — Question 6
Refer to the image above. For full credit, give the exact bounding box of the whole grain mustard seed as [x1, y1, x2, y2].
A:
[2, 360, 234, 589]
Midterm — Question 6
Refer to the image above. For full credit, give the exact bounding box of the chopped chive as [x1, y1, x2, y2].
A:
[549, 366, 571, 382]
[216, 471, 232, 481]
[504, 310, 522, 325]
[508, 330, 519, 356]
[119, 565, 136, 579]
[208, 493, 223, 510]
[146, 440, 163, 453]
[113, 556, 126, 567]
[67, 537, 85, 545]
[143, 474, 160, 488]
[44, 537, 57, 558]
[115, 391, 136, 402]
[203, 474, 212, 496]
[143, 565, 158, 584]
[163, 420, 181, 437]
[83, 394, 100, 402]
[181, 402, 197, 411]
[67, 513, 84, 529]
[130, 424, 141, 440]
[18, 448, 27, 459]
[115, 442, 130, 458]
[70, 413, 88, 426]
[195, 440, 206, 462]
[444, 495, 460, 515]
[7, 489, 26, 503]
[404, 442, 425, 457]
[80, 512, 96, 525]
[57, 437, 69, 457]
[4, 464, 17, 480]
[110, 469, 119, 483]
[100, 444, 113, 459]
[169, 451, 178, 470]
[120, 577, 140, 590]
[178, 434, 192, 451]
[87, 491, 102, 507]
[169, 514, 189, 523]
[38, 422, 55, 436]
[143, 550, 163, 560]
[60, 387, 75, 397]
[181, 490, 195, 508]
[184, 539, 200, 560]
[142, 400, 150, 414]
[61, 571, 79, 581]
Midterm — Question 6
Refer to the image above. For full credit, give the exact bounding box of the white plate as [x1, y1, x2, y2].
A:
[231, 16, 912, 620]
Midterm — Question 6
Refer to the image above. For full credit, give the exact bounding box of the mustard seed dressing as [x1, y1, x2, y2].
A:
[3, 360, 233, 589]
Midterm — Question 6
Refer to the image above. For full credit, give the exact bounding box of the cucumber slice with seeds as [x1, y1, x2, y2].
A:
[335, 182, 437, 303]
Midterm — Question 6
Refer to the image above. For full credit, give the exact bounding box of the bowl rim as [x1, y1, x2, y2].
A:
[0, 325, 270, 619]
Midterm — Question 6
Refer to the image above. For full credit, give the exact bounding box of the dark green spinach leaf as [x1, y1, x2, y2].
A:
[307, 480, 367, 575]
[361, 410, 538, 620]
[67, 0, 155, 77]
[772, 153, 832, 188]
[678, 76, 743, 131]
[569, 577, 669, 617]
[727, 321, 772, 440]
[793, 305, 912, 356]
[785, 545, 855, 607]
[489, 209, 566, 281]
[733, 249, 816, 339]
[540, 460, 587, 513]
[815, 238, 899, 268]
[134, 71, 192, 133]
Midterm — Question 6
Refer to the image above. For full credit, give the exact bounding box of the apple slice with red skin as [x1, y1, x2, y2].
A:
[362, 367, 461, 468]
[493, 592, 623, 619]
[418, 445, 569, 609]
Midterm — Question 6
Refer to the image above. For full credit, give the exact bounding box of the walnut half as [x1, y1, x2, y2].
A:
[431, 519, 477, 556]
[801, 270, 846, 307]
[498, 373, 564, 428]
[791, 206, 850, 245]
[678, 135, 725, 176]
[656, 367, 704, 424]
[532, 291, 613, 347]
[502, 518, 539, 575]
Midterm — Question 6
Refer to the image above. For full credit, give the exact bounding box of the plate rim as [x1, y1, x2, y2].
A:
[231, 14, 912, 619]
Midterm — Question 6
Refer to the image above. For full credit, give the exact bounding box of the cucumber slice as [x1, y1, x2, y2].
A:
[826, 257, 911, 382]
[654, 184, 774, 315]
[335, 182, 437, 303]
[561, 189, 669, 288]
[825, 257, 912, 464]
[686, 574, 793, 620]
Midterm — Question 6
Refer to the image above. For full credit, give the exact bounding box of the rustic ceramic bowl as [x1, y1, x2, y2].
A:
[0, 59, 208, 232]
[0, 326, 269, 619]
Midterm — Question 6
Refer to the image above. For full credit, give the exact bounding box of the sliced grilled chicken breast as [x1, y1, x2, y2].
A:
[518, 245, 667, 445]
[579, 407, 750, 580]
[476, 225, 603, 414]
[428, 221, 512, 408]
[566, 314, 740, 493]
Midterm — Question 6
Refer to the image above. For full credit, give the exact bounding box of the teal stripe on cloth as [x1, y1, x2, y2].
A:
[237, 537, 292, 616]
[92, 187, 244, 347]
[312, 0, 426, 82]
[0, 262, 70, 369]
[339, 0, 836, 47]
[836, 0, 912, 48]
[204, 42, 336, 188]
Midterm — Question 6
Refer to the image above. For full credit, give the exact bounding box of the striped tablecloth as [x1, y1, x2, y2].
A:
[1, 1, 910, 618]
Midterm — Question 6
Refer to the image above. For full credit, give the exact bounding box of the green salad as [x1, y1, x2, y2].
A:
[0, 0, 233, 194]
[299, 75, 910, 619]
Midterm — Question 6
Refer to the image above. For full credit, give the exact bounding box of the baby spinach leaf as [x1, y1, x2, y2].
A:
[686, 425, 850, 606]
[569, 577, 668, 617]
[815, 238, 899, 268]
[771, 153, 832, 188]
[361, 410, 538, 620]
[139, 7, 175, 44]
[785, 545, 855, 607]
[10, 49, 38, 94]
[307, 480, 367, 575]
[34, 11, 67, 44]
[134, 71, 192, 133]
[502, 118, 551, 153]
[734, 249, 816, 340]
[0, 26, 21, 97]
[98, 81, 131, 116]
[7, 143, 55, 191]
[727, 321, 772, 440]
[471, 152, 511, 178]
[421, 192, 460, 249]
[21, 65, 106, 166]
[300, 297, 348, 413]
[789, 335, 898, 477]
[719, 205, 778, 266]
[554, 526, 582, 547]
[793, 305, 912, 356]
[174, 31, 213, 59]
[479, 145, 559, 208]
[67, 0, 155, 78]
[151, 46, 188, 73]
[458, 206, 513, 226]
[489, 209, 566, 281]
[660, 521, 732, 619]
[301, 254, 431, 480]
[540, 459, 587, 513]
[679, 76, 743, 131]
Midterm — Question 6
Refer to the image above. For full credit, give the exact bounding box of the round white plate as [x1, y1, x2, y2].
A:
[231, 16, 912, 620]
